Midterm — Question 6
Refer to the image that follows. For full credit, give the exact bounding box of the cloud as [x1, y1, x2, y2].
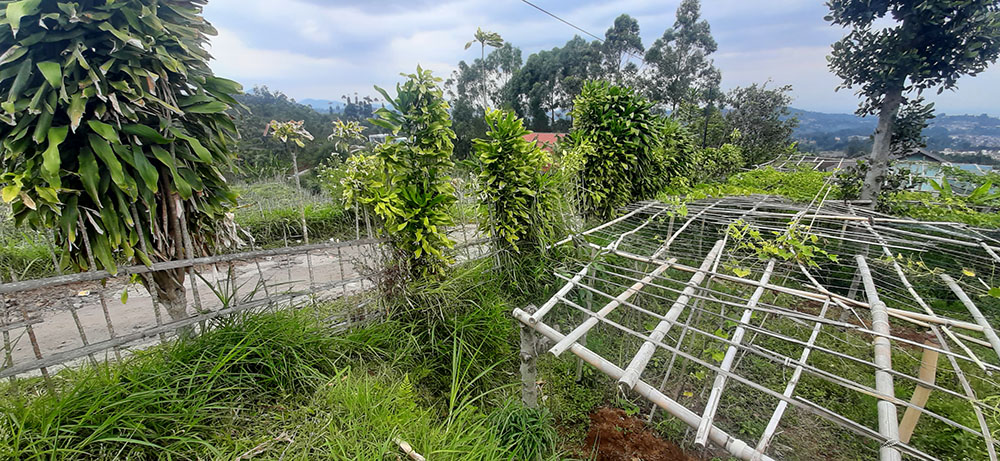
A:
[200, 0, 1000, 115]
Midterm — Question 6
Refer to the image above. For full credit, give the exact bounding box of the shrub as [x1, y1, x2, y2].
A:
[368, 67, 458, 278]
[474, 109, 557, 256]
[571, 81, 660, 220]
[694, 143, 744, 182]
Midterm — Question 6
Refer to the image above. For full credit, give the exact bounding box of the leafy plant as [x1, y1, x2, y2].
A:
[835, 160, 913, 211]
[0, 0, 243, 321]
[570, 81, 660, 220]
[474, 109, 555, 256]
[368, 66, 457, 278]
[727, 219, 839, 268]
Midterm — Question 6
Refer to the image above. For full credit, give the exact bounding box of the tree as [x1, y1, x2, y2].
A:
[827, 0, 1000, 201]
[600, 14, 644, 83]
[0, 0, 243, 323]
[890, 98, 935, 156]
[724, 83, 798, 166]
[644, 0, 719, 112]
[465, 28, 504, 110]
[369, 67, 457, 278]
[447, 43, 522, 159]
[474, 109, 556, 258]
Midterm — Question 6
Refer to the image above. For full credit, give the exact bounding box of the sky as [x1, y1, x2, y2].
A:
[201, 0, 1000, 116]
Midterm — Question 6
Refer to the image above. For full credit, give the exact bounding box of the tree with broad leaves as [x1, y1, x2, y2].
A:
[644, 0, 719, 112]
[724, 82, 798, 167]
[0, 0, 243, 324]
[826, 0, 1000, 202]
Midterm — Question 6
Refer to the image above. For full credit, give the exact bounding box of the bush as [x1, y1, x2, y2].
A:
[694, 143, 744, 182]
[474, 109, 558, 257]
[571, 81, 660, 220]
[368, 67, 457, 279]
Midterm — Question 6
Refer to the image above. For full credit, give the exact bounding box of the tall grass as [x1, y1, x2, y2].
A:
[0, 310, 339, 459]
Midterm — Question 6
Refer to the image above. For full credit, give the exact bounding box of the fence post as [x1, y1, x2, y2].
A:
[520, 303, 540, 408]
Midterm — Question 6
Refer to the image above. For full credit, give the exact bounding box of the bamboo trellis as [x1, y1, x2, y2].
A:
[517, 196, 1000, 461]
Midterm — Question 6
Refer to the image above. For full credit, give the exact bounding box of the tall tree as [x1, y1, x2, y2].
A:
[644, 0, 719, 112]
[600, 14, 644, 83]
[827, 0, 1000, 201]
[724, 83, 798, 166]
[465, 28, 504, 110]
[0, 0, 243, 322]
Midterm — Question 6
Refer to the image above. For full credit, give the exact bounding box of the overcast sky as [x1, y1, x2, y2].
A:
[201, 0, 1000, 116]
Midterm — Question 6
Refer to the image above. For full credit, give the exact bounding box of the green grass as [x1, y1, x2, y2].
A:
[0, 258, 562, 460]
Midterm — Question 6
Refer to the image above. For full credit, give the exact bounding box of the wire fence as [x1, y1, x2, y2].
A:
[0, 173, 487, 384]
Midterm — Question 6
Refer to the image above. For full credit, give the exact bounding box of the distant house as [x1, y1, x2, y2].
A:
[523, 133, 565, 153]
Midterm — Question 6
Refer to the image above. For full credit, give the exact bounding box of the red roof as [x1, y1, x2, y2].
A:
[523, 132, 565, 151]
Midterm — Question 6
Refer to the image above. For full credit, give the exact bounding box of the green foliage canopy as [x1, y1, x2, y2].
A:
[0, 0, 242, 274]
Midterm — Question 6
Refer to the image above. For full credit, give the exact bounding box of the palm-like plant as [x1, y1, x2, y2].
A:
[464, 28, 504, 110]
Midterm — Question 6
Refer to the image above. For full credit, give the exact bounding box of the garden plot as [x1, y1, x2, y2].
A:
[519, 196, 1000, 461]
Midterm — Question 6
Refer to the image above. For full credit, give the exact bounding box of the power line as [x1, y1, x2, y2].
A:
[519, 0, 604, 42]
[518, 0, 647, 68]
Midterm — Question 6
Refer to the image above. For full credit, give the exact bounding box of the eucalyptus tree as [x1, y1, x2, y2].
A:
[644, 0, 719, 112]
[827, 0, 1000, 201]
[0, 0, 243, 322]
[600, 14, 644, 83]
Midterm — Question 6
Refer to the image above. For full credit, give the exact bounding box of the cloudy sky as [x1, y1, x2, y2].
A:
[201, 0, 1000, 116]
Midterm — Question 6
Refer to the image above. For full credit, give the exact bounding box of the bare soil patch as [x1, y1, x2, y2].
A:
[584, 407, 696, 461]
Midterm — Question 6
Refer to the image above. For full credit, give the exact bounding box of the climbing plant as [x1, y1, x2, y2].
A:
[368, 66, 457, 278]
[0, 0, 243, 321]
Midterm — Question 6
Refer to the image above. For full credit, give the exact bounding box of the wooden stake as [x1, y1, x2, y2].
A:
[520, 304, 539, 408]
[898, 341, 939, 444]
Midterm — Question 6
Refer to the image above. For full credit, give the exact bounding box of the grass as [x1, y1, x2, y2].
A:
[0, 257, 562, 460]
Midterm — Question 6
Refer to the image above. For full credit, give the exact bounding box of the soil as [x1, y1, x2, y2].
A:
[584, 407, 696, 461]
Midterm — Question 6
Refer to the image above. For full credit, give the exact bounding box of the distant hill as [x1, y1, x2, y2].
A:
[299, 98, 345, 114]
[790, 108, 1000, 152]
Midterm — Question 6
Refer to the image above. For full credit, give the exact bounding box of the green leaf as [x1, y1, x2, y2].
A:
[36, 61, 61, 87]
[132, 147, 159, 192]
[989, 287, 1000, 299]
[6, 0, 42, 37]
[67, 92, 87, 132]
[87, 120, 121, 144]
[41, 125, 68, 181]
[183, 101, 228, 114]
[150, 145, 191, 199]
[121, 124, 170, 144]
[89, 134, 127, 191]
[1, 185, 20, 202]
[78, 149, 102, 206]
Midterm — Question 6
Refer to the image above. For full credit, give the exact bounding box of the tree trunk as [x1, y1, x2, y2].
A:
[861, 83, 905, 202]
[150, 268, 188, 326]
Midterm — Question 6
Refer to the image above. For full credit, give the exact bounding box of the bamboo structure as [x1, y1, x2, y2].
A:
[519, 197, 1000, 461]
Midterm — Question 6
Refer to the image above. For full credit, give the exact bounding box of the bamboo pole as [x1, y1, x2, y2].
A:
[513, 307, 777, 461]
[549, 202, 657, 248]
[393, 438, 426, 461]
[618, 239, 726, 390]
[856, 255, 902, 461]
[695, 259, 776, 447]
[753, 298, 831, 460]
[548, 257, 679, 357]
[520, 304, 539, 408]
[940, 274, 1000, 361]
[601, 244, 985, 332]
[898, 341, 939, 444]
[531, 204, 675, 324]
